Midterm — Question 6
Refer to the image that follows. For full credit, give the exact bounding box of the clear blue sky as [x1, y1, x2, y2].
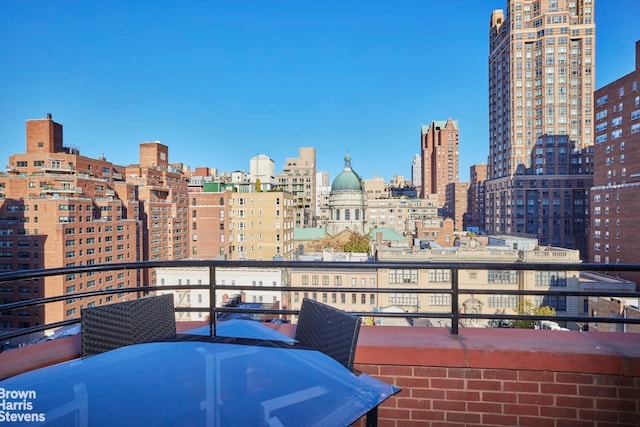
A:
[1, 1, 639, 182]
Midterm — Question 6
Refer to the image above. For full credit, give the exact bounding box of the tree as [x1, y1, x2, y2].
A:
[343, 233, 370, 253]
[514, 299, 556, 329]
[255, 179, 262, 192]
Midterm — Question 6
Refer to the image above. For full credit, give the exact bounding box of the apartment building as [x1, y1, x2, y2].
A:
[276, 147, 316, 227]
[0, 115, 139, 327]
[486, 1, 595, 257]
[187, 178, 231, 260]
[125, 142, 189, 287]
[485, 138, 593, 256]
[467, 164, 487, 232]
[227, 191, 296, 260]
[420, 119, 459, 205]
[156, 266, 287, 322]
[444, 182, 469, 232]
[315, 171, 331, 226]
[590, 40, 640, 288]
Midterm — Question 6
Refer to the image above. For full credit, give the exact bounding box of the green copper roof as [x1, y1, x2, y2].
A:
[369, 227, 407, 242]
[331, 154, 364, 192]
[294, 227, 327, 240]
[421, 119, 459, 134]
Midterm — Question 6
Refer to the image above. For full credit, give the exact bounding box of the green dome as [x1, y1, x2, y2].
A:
[331, 154, 363, 192]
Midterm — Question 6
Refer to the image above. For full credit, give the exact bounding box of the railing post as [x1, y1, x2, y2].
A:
[451, 268, 459, 335]
[209, 265, 216, 338]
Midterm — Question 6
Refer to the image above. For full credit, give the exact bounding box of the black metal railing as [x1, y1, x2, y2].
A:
[1, 260, 639, 343]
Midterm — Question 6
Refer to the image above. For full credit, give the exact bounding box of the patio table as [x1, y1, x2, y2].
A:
[0, 319, 398, 426]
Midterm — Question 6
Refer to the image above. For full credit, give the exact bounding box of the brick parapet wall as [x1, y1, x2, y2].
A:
[353, 326, 640, 427]
[2, 322, 639, 426]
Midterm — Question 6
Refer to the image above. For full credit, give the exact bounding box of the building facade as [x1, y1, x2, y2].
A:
[486, 1, 595, 257]
[467, 164, 487, 232]
[187, 180, 231, 260]
[590, 40, 640, 288]
[227, 191, 296, 261]
[1, 115, 140, 327]
[327, 154, 368, 236]
[444, 182, 469, 232]
[376, 239, 587, 329]
[488, 0, 595, 179]
[125, 142, 190, 287]
[249, 154, 276, 191]
[420, 119, 460, 205]
[411, 154, 422, 188]
[156, 266, 288, 322]
[276, 147, 316, 227]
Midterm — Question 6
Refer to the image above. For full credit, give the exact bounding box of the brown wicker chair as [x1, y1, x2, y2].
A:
[81, 294, 177, 357]
[294, 298, 362, 370]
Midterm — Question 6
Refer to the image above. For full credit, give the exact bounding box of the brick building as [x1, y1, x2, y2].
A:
[485, 0, 595, 257]
[590, 40, 640, 288]
[1, 115, 139, 327]
[420, 119, 459, 206]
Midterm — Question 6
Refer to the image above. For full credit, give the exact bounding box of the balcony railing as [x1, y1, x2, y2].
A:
[1, 260, 639, 343]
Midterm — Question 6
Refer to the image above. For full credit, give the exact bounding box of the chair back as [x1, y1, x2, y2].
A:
[81, 294, 176, 356]
[294, 298, 362, 370]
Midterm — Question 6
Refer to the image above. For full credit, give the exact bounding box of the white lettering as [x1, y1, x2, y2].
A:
[0, 388, 36, 400]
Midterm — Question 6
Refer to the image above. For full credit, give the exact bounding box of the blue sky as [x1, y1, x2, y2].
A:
[1, 1, 639, 182]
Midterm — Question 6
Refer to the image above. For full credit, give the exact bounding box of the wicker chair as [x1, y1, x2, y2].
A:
[294, 298, 362, 370]
[81, 294, 177, 357]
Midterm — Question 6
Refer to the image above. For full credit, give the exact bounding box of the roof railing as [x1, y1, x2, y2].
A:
[1, 260, 639, 342]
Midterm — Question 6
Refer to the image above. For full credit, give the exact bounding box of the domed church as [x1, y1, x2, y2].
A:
[327, 153, 368, 235]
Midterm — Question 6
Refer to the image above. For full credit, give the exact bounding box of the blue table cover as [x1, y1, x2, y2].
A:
[0, 320, 398, 426]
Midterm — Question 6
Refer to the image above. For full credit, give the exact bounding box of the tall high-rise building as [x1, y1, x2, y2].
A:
[488, 1, 595, 179]
[590, 40, 640, 289]
[276, 147, 316, 227]
[420, 119, 459, 206]
[485, 0, 595, 257]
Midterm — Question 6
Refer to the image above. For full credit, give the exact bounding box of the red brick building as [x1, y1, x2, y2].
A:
[590, 40, 640, 289]
[0, 115, 139, 327]
[420, 119, 459, 206]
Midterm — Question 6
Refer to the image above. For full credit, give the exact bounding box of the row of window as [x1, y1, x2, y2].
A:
[293, 291, 375, 306]
[300, 275, 376, 287]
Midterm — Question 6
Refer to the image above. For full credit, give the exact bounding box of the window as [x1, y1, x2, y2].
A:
[428, 269, 450, 282]
[488, 270, 518, 284]
[389, 269, 418, 284]
[428, 294, 450, 306]
[535, 271, 567, 287]
[390, 293, 419, 306]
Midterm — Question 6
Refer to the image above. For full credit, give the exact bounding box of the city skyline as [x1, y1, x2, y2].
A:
[1, 1, 639, 181]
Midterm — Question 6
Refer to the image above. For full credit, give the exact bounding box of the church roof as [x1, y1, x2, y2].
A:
[331, 153, 364, 192]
